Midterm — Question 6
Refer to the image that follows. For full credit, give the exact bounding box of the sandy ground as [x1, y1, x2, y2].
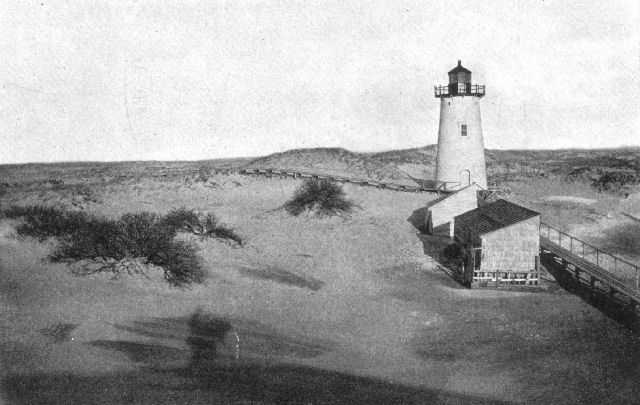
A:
[1, 174, 639, 404]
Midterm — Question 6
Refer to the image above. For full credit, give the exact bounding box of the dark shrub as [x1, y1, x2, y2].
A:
[161, 208, 243, 245]
[2, 205, 234, 286]
[202, 213, 243, 245]
[284, 178, 355, 217]
[118, 212, 162, 257]
[3, 205, 89, 241]
[52, 217, 123, 262]
[592, 172, 638, 194]
[156, 240, 205, 285]
[161, 208, 201, 234]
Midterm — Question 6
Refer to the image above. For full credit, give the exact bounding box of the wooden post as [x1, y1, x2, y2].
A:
[590, 276, 595, 291]
[570, 237, 573, 253]
[596, 250, 599, 267]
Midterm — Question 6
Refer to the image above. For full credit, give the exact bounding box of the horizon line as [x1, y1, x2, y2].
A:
[2, 144, 639, 166]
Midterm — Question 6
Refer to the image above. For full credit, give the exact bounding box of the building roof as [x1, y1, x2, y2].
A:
[448, 60, 471, 74]
[426, 183, 482, 209]
[454, 199, 539, 236]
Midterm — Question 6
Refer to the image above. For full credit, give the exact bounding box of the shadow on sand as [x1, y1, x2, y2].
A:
[408, 207, 468, 287]
[237, 265, 325, 291]
[542, 252, 639, 334]
[2, 309, 512, 404]
[2, 362, 513, 404]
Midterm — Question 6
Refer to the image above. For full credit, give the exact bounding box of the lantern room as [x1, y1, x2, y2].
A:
[449, 60, 472, 85]
[434, 60, 485, 98]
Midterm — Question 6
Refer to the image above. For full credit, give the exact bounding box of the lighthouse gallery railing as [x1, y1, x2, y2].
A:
[434, 84, 485, 98]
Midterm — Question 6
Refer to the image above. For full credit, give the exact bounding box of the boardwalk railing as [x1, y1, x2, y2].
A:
[239, 168, 459, 194]
[540, 222, 640, 291]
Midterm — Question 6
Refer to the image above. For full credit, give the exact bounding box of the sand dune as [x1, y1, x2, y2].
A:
[1, 167, 639, 403]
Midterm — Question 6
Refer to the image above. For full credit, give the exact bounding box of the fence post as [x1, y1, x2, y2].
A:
[596, 250, 599, 267]
[570, 237, 573, 253]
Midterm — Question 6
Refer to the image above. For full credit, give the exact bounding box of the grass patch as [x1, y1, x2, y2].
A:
[284, 178, 355, 217]
[3, 205, 243, 286]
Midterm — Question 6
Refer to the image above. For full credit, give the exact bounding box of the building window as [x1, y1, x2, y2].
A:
[461, 124, 468, 136]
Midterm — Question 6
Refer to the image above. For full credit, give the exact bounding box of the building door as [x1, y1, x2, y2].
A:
[473, 248, 482, 270]
[461, 170, 471, 187]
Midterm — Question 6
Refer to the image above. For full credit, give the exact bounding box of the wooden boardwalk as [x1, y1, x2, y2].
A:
[239, 168, 460, 194]
[540, 231, 640, 306]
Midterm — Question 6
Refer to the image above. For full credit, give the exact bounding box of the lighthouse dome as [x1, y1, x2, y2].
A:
[448, 60, 472, 84]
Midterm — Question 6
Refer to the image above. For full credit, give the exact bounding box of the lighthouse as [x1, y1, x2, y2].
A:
[434, 61, 487, 190]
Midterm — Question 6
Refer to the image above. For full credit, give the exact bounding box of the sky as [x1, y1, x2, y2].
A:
[0, 0, 638, 164]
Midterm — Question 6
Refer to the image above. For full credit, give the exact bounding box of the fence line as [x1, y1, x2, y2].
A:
[540, 222, 640, 290]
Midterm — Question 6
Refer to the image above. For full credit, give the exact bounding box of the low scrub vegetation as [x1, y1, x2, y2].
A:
[591, 172, 639, 195]
[2, 205, 90, 241]
[284, 178, 356, 217]
[161, 208, 243, 246]
[3, 205, 243, 286]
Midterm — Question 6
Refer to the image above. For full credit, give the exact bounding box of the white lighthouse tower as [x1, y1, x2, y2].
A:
[434, 61, 487, 190]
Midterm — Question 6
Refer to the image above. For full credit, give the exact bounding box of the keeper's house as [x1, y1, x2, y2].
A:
[453, 199, 541, 287]
[425, 183, 482, 237]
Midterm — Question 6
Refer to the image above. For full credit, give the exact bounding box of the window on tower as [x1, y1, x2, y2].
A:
[461, 124, 468, 136]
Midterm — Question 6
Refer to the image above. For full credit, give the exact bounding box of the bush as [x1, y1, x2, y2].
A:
[155, 240, 205, 286]
[51, 217, 123, 262]
[3, 205, 90, 241]
[592, 172, 638, 194]
[161, 208, 243, 245]
[284, 178, 355, 217]
[160, 208, 201, 234]
[2, 205, 242, 286]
